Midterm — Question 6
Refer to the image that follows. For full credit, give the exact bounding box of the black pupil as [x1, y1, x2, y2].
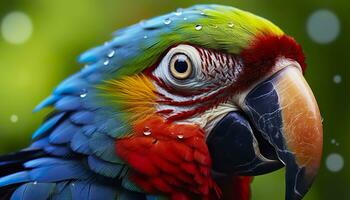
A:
[174, 58, 188, 73]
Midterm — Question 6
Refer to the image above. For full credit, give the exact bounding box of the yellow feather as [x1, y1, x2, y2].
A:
[101, 74, 157, 123]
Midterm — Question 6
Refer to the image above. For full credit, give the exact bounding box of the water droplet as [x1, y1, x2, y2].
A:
[195, 24, 202, 31]
[80, 93, 87, 98]
[183, 17, 188, 21]
[326, 153, 344, 172]
[143, 130, 151, 136]
[164, 18, 172, 25]
[33, 181, 37, 184]
[213, 25, 218, 29]
[108, 49, 115, 58]
[10, 114, 18, 123]
[80, 89, 87, 98]
[200, 11, 205, 15]
[71, 183, 75, 186]
[143, 35, 148, 39]
[103, 59, 110, 66]
[177, 135, 184, 139]
[143, 127, 151, 136]
[228, 22, 234, 28]
[333, 74, 342, 84]
[307, 9, 340, 44]
[175, 8, 183, 16]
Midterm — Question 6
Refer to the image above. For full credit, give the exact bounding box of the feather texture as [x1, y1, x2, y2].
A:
[32, 113, 65, 140]
[49, 120, 79, 144]
[70, 181, 117, 200]
[0, 4, 286, 199]
[10, 182, 55, 200]
[116, 115, 221, 199]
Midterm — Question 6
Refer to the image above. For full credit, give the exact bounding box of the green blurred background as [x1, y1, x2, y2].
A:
[0, 0, 348, 199]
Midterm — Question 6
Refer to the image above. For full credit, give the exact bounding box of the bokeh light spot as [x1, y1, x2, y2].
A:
[326, 153, 344, 172]
[333, 74, 342, 84]
[10, 114, 18, 123]
[307, 9, 340, 44]
[331, 139, 340, 146]
[1, 11, 33, 44]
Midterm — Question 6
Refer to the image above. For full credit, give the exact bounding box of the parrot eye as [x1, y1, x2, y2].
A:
[169, 54, 193, 79]
[153, 44, 202, 90]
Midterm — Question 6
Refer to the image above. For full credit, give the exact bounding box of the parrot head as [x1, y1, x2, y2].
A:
[76, 4, 323, 200]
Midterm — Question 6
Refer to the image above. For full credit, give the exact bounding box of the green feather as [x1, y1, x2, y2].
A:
[114, 4, 283, 77]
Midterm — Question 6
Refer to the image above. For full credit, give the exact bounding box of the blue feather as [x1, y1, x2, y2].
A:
[54, 74, 88, 95]
[96, 117, 128, 137]
[70, 130, 92, 155]
[49, 120, 79, 144]
[0, 172, 30, 187]
[81, 125, 96, 136]
[80, 89, 103, 110]
[55, 96, 82, 111]
[28, 160, 90, 182]
[70, 181, 117, 200]
[86, 73, 104, 84]
[140, 15, 169, 30]
[32, 113, 65, 140]
[44, 145, 71, 156]
[33, 95, 60, 112]
[80, 62, 102, 77]
[78, 46, 106, 63]
[30, 138, 49, 149]
[51, 182, 72, 200]
[88, 133, 124, 163]
[146, 195, 162, 200]
[10, 182, 55, 200]
[70, 111, 95, 125]
[87, 156, 123, 178]
[24, 158, 71, 168]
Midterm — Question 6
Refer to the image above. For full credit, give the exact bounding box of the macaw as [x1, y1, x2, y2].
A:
[0, 4, 323, 200]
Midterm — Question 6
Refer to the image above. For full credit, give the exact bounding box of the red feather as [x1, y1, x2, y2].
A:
[237, 34, 306, 91]
[241, 34, 306, 71]
[116, 115, 221, 199]
[116, 115, 253, 199]
[215, 176, 253, 200]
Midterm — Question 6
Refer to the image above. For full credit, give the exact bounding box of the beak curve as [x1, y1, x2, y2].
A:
[207, 64, 323, 200]
[242, 66, 323, 200]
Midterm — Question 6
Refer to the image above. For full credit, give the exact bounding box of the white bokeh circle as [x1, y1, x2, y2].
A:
[1, 11, 33, 44]
[10, 114, 18, 123]
[307, 9, 340, 44]
[326, 153, 344, 172]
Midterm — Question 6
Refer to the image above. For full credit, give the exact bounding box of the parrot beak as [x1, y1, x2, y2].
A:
[207, 62, 323, 200]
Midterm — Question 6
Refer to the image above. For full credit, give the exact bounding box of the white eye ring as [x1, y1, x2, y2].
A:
[169, 53, 193, 79]
[152, 44, 202, 90]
